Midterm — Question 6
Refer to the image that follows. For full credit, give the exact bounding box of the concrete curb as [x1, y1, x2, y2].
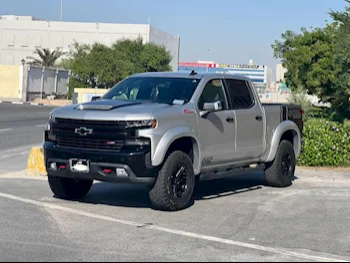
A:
[27, 147, 46, 176]
[0, 101, 49, 106]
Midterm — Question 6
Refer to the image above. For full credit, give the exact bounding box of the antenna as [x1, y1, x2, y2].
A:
[189, 70, 197, 76]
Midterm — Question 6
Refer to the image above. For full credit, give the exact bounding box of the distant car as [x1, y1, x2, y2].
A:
[44, 72, 304, 211]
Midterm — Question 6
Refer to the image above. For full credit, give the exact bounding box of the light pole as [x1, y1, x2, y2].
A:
[60, 0, 63, 21]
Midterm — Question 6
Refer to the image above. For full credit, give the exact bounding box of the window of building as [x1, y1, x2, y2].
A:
[6, 34, 15, 47]
[21, 36, 28, 47]
[225, 79, 254, 110]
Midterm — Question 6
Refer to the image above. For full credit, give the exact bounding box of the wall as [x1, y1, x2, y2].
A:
[0, 18, 150, 65]
[74, 88, 109, 104]
[0, 65, 20, 99]
[26, 66, 70, 101]
[149, 26, 180, 71]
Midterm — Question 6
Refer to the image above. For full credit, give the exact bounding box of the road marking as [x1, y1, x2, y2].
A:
[0, 128, 13, 133]
[36, 124, 47, 128]
[11, 102, 24, 105]
[0, 192, 346, 262]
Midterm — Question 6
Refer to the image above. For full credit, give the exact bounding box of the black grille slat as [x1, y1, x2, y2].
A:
[57, 136, 125, 151]
[53, 118, 133, 151]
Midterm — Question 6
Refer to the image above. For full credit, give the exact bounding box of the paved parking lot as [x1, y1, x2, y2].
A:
[0, 169, 349, 262]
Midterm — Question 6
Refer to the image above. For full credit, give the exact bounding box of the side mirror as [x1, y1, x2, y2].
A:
[91, 96, 101, 101]
[200, 101, 223, 117]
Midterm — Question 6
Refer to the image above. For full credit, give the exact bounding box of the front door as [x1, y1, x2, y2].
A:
[197, 78, 236, 167]
[224, 78, 264, 160]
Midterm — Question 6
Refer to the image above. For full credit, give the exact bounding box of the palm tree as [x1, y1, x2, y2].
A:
[27, 48, 64, 67]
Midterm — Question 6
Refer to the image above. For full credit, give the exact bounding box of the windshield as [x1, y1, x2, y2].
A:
[102, 77, 201, 105]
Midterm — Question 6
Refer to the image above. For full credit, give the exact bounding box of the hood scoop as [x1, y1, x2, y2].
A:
[75, 99, 143, 111]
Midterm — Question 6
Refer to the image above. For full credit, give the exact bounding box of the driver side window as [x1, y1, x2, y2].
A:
[198, 79, 228, 111]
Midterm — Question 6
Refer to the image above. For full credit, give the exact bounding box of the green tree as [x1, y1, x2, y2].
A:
[329, 0, 350, 118]
[271, 23, 350, 118]
[26, 48, 64, 67]
[272, 24, 340, 101]
[66, 36, 172, 97]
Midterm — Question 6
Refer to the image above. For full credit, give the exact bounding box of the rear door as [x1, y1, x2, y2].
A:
[223, 78, 264, 160]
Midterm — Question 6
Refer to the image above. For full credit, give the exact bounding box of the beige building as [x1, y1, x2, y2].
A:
[0, 15, 180, 71]
[276, 63, 287, 82]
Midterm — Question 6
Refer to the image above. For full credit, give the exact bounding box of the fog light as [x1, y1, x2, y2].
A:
[116, 168, 128, 177]
[50, 162, 57, 171]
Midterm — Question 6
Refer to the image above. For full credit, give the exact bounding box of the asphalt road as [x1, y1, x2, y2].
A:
[0, 169, 349, 262]
[0, 103, 55, 174]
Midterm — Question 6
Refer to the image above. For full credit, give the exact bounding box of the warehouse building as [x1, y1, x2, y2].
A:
[178, 60, 272, 91]
[0, 15, 180, 71]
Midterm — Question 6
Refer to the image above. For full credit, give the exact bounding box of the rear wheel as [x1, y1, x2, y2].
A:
[149, 151, 195, 211]
[48, 175, 93, 200]
[264, 140, 296, 187]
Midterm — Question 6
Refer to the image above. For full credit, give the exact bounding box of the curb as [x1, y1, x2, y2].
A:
[27, 147, 46, 176]
[0, 101, 49, 106]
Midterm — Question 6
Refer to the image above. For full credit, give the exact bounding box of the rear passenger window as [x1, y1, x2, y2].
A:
[225, 79, 254, 109]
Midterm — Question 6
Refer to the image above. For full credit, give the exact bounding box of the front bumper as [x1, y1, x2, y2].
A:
[44, 142, 157, 185]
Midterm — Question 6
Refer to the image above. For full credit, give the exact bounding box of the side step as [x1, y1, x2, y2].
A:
[199, 163, 265, 181]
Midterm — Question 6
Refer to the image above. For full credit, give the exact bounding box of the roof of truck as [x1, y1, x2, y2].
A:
[130, 72, 252, 82]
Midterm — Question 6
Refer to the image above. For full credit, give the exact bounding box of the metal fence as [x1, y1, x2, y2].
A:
[26, 65, 70, 101]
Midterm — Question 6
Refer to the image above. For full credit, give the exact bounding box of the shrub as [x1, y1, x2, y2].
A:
[297, 119, 350, 167]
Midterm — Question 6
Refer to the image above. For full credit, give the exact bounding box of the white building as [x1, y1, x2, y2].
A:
[276, 63, 287, 83]
[0, 15, 180, 71]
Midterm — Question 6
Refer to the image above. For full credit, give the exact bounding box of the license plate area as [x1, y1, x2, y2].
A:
[70, 159, 90, 173]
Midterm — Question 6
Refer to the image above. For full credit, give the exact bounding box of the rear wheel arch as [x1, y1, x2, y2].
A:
[265, 121, 301, 163]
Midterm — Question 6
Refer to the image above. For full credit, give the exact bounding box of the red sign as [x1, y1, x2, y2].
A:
[179, 62, 217, 68]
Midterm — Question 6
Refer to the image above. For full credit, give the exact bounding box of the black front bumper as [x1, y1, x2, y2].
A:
[44, 142, 157, 185]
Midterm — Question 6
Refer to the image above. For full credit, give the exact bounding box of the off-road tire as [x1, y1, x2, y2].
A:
[264, 140, 296, 187]
[48, 175, 93, 200]
[149, 151, 195, 211]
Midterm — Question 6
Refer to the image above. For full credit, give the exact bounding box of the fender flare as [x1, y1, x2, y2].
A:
[152, 126, 202, 175]
[265, 120, 302, 163]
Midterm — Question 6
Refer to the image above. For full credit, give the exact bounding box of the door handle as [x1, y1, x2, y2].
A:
[256, 115, 263, 121]
[226, 117, 234, 123]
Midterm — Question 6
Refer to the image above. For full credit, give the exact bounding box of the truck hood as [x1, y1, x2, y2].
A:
[51, 99, 172, 121]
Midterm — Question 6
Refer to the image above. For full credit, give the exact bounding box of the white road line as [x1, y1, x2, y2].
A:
[0, 128, 13, 133]
[36, 124, 47, 128]
[0, 192, 346, 262]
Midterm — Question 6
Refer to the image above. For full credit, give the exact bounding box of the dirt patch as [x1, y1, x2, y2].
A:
[34, 99, 72, 107]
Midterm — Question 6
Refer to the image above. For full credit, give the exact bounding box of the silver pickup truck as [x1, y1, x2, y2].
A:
[44, 72, 303, 211]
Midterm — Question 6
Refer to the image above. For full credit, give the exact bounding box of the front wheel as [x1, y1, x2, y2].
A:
[264, 140, 296, 187]
[149, 151, 195, 211]
[48, 175, 93, 200]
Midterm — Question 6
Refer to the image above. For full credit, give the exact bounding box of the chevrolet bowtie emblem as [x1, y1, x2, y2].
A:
[75, 127, 93, 136]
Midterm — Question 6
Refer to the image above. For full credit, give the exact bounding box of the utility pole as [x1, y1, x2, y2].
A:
[60, 0, 63, 21]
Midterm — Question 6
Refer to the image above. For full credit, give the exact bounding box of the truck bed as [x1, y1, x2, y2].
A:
[262, 103, 303, 135]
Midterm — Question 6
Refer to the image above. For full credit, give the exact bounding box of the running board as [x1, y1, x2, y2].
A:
[199, 163, 265, 181]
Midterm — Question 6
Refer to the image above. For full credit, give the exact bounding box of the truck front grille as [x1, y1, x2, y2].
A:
[56, 136, 125, 151]
[52, 118, 134, 151]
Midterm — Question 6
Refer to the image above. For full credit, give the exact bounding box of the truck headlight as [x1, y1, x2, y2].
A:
[45, 114, 56, 141]
[126, 120, 157, 129]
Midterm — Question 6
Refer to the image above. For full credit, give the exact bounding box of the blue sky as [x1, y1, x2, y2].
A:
[1, 0, 348, 79]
